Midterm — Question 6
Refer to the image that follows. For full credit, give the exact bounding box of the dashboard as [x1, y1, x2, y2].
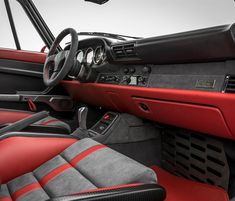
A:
[62, 24, 235, 141]
[66, 24, 235, 93]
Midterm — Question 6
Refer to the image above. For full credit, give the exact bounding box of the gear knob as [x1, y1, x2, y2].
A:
[78, 107, 88, 130]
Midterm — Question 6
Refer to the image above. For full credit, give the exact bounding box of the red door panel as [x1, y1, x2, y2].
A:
[0, 48, 46, 64]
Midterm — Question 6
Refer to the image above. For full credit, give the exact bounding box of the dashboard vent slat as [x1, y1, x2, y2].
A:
[224, 75, 235, 93]
[112, 43, 137, 59]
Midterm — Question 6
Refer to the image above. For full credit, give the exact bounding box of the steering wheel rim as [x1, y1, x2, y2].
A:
[43, 28, 78, 87]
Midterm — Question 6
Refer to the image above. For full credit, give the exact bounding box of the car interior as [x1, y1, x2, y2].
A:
[0, 0, 235, 201]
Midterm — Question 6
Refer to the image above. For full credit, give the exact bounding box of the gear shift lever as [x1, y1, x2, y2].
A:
[78, 107, 88, 130]
[71, 107, 90, 139]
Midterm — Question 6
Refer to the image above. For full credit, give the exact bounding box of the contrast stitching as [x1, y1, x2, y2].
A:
[32, 172, 51, 199]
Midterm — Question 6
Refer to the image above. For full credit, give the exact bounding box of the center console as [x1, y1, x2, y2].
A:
[72, 107, 159, 144]
[89, 112, 118, 136]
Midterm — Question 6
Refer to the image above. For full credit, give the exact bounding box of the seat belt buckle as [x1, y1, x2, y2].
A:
[27, 98, 37, 112]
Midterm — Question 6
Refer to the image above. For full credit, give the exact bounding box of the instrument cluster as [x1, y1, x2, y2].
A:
[66, 38, 111, 81]
[76, 46, 106, 67]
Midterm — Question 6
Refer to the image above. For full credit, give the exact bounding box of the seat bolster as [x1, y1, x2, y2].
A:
[0, 137, 77, 183]
[0, 109, 32, 125]
[34, 117, 71, 133]
[49, 184, 166, 201]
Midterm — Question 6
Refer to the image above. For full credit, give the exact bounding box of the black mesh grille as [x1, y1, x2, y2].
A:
[162, 129, 230, 190]
[223, 75, 235, 93]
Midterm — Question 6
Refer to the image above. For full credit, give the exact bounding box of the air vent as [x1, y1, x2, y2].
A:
[112, 43, 137, 59]
[223, 75, 235, 93]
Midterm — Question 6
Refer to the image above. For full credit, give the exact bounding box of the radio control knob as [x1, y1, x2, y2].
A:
[142, 66, 151, 74]
[100, 75, 106, 81]
[138, 76, 145, 83]
[123, 68, 129, 74]
[123, 75, 131, 84]
[130, 68, 136, 74]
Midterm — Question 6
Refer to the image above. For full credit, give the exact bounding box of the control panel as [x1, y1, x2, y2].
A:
[89, 112, 118, 135]
[97, 66, 151, 87]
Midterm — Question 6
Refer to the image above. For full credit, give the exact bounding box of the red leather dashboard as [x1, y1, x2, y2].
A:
[62, 80, 235, 140]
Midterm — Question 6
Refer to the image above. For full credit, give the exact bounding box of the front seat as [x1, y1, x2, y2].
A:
[0, 109, 71, 133]
[0, 136, 165, 201]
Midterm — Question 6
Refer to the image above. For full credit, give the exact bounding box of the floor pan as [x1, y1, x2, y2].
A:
[151, 165, 229, 201]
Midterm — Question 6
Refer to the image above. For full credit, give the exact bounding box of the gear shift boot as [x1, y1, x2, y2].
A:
[72, 107, 90, 139]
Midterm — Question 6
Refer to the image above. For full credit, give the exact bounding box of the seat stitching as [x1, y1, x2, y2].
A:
[4, 184, 12, 201]
[59, 154, 99, 188]
[32, 172, 51, 199]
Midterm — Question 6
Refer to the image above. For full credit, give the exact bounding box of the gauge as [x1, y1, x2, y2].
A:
[85, 48, 94, 66]
[94, 46, 105, 65]
[76, 50, 84, 63]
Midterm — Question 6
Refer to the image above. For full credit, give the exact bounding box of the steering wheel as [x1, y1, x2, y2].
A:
[43, 28, 78, 87]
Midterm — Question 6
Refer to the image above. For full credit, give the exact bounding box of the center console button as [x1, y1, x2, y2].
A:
[123, 68, 129, 74]
[130, 68, 136, 74]
[103, 114, 111, 120]
[142, 66, 151, 74]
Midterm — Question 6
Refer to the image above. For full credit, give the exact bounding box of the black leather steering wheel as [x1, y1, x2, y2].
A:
[43, 28, 78, 87]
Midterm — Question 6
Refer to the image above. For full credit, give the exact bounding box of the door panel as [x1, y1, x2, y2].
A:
[0, 48, 46, 64]
[0, 59, 46, 94]
[0, 48, 46, 110]
[0, 48, 74, 113]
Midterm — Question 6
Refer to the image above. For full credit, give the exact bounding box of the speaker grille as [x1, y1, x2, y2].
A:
[162, 129, 230, 190]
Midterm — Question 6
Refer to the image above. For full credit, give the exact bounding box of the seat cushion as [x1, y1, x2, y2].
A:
[0, 109, 71, 133]
[0, 138, 157, 201]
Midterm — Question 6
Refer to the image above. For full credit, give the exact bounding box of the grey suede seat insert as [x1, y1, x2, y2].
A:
[34, 116, 71, 133]
[0, 138, 157, 201]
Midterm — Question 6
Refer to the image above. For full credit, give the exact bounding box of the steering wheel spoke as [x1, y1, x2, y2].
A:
[43, 28, 78, 87]
[50, 72, 58, 79]
[46, 54, 56, 65]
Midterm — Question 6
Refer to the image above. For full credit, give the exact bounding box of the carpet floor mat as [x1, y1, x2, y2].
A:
[151, 165, 229, 201]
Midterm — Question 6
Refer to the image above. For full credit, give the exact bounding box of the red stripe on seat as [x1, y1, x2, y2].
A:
[70, 144, 106, 167]
[40, 163, 72, 187]
[39, 144, 106, 187]
[40, 119, 60, 126]
[0, 197, 12, 201]
[12, 183, 41, 201]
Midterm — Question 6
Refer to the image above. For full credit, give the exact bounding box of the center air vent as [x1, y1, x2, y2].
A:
[112, 43, 137, 59]
[223, 75, 235, 93]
